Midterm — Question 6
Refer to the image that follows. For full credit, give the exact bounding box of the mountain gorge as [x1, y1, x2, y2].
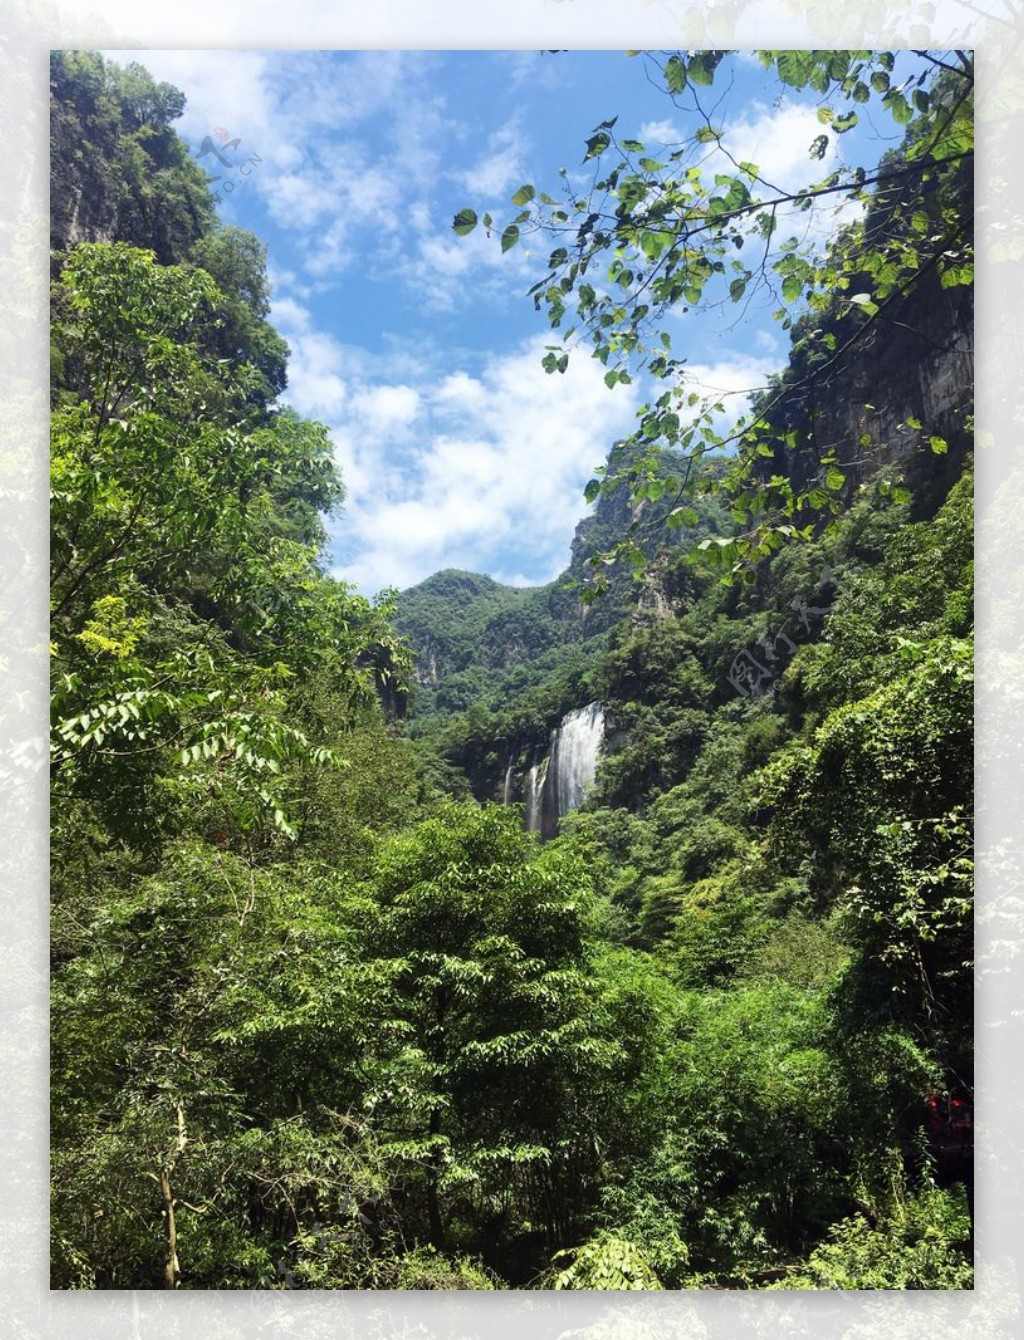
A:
[49, 49, 975, 1293]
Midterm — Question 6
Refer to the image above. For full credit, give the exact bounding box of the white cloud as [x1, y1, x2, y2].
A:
[670, 351, 784, 439]
[680, 352, 781, 404]
[724, 99, 837, 195]
[462, 122, 527, 198]
[722, 99, 867, 247]
[399, 212, 537, 313]
[103, 49, 454, 289]
[271, 295, 352, 420]
[267, 294, 784, 598]
[638, 118, 683, 146]
[104, 48, 274, 145]
[321, 332, 643, 595]
[754, 327, 783, 355]
[269, 295, 311, 332]
[349, 384, 421, 434]
[641, 98, 842, 199]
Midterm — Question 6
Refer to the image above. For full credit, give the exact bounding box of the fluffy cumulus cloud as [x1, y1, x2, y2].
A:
[271, 296, 350, 421]
[641, 96, 864, 246]
[111, 49, 454, 283]
[676, 352, 783, 433]
[270, 288, 780, 596]
[279, 328, 645, 595]
[462, 121, 527, 197]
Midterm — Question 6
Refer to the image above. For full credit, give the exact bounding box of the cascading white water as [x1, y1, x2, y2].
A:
[549, 702, 604, 819]
[524, 755, 549, 833]
[502, 761, 515, 806]
[515, 704, 604, 838]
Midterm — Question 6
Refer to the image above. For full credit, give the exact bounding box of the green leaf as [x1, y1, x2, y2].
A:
[452, 208, 478, 236]
[664, 55, 686, 94]
[825, 467, 845, 490]
[886, 91, 913, 125]
[584, 478, 601, 503]
[687, 55, 714, 86]
[776, 51, 814, 88]
[849, 292, 879, 316]
[511, 184, 536, 206]
[500, 224, 521, 253]
[604, 368, 629, 389]
[782, 274, 802, 303]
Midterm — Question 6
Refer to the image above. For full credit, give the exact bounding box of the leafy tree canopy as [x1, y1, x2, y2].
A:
[456, 49, 973, 585]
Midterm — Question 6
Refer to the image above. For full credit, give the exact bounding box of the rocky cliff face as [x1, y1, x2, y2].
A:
[760, 276, 973, 515]
[49, 52, 213, 270]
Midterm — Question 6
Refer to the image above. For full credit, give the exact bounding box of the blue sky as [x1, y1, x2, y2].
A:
[104, 49, 915, 596]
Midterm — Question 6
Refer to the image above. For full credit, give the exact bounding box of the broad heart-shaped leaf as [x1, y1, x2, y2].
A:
[500, 224, 521, 254]
[664, 54, 686, 94]
[453, 208, 478, 236]
[776, 50, 814, 88]
[885, 91, 913, 125]
[825, 467, 846, 491]
[781, 274, 802, 303]
[511, 183, 536, 206]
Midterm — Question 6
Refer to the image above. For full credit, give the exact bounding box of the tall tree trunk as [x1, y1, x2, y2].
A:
[426, 1104, 445, 1250]
[159, 1167, 179, 1288]
[159, 1104, 187, 1288]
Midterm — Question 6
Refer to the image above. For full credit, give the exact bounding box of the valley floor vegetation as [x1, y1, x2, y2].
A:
[51, 49, 973, 1289]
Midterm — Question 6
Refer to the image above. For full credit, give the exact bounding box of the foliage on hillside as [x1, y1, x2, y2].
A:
[50, 51, 214, 264]
[396, 470, 731, 797]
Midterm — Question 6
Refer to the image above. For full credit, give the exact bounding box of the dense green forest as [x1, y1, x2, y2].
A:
[51, 49, 974, 1290]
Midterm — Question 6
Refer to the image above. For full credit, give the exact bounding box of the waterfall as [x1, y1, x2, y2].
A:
[502, 760, 515, 806]
[524, 754, 549, 834]
[514, 704, 605, 839]
[549, 703, 604, 819]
